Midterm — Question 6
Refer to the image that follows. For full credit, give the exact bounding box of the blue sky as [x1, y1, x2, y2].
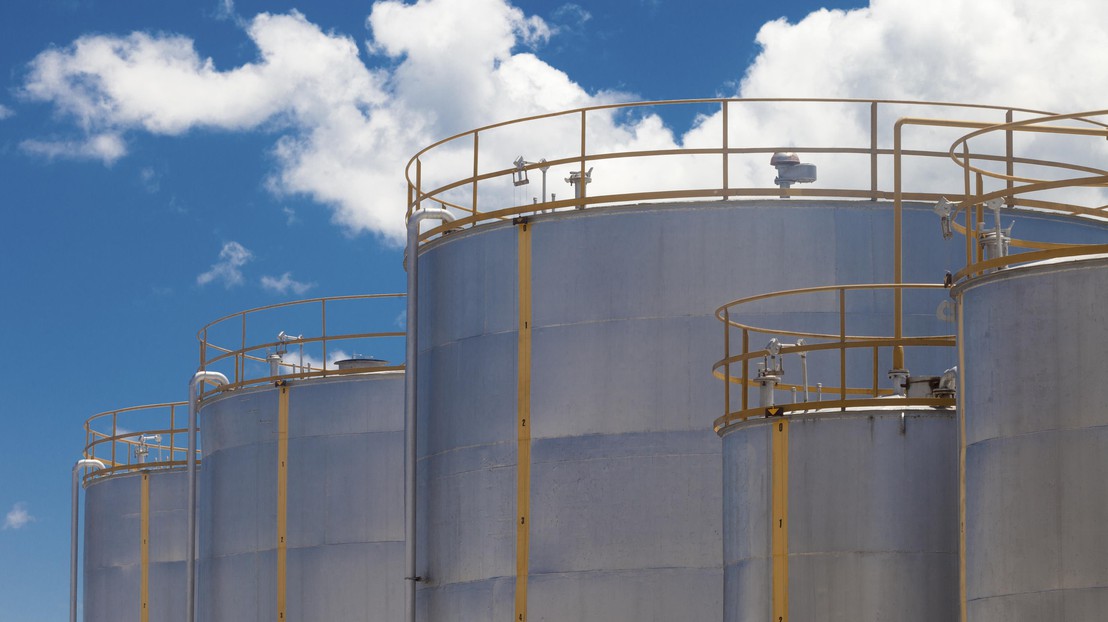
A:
[3, 0, 1105, 618]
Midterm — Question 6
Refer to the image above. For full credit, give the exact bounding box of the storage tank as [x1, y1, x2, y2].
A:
[955, 255, 1108, 620]
[193, 295, 406, 621]
[407, 99, 1108, 621]
[721, 407, 958, 620]
[713, 283, 959, 621]
[82, 403, 192, 622]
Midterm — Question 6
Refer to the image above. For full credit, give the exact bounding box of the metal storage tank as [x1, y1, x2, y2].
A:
[193, 295, 407, 622]
[942, 109, 1108, 621]
[955, 255, 1108, 620]
[712, 283, 960, 622]
[405, 99, 1108, 621]
[81, 403, 193, 622]
[721, 407, 957, 620]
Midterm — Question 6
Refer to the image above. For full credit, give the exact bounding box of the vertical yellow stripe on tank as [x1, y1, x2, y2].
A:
[957, 298, 968, 622]
[515, 220, 533, 622]
[771, 419, 789, 622]
[140, 471, 150, 622]
[277, 383, 290, 621]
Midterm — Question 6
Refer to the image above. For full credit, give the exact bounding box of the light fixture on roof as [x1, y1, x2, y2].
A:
[770, 152, 817, 198]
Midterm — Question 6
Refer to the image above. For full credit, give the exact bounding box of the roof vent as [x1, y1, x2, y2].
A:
[770, 152, 817, 198]
[334, 356, 390, 370]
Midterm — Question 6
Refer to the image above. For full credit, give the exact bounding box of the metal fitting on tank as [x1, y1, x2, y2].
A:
[758, 339, 786, 408]
[770, 152, 817, 198]
[977, 198, 1012, 268]
[934, 366, 958, 398]
[888, 345, 909, 397]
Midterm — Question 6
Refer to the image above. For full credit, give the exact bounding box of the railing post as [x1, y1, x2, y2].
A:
[964, 143, 973, 270]
[472, 131, 479, 215]
[579, 110, 587, 209]
[975, 173, 984, 265]
[1005, 109, 1014, 207]
[839, 288, 847, 408]
[722, 100, 730, 200]
[893, 120, 904, 343]
[741, 329, 749, 412]
[111, 414, 117, 467]
[240, 314, 247, 386]
[872, 346, 879, 397]
[870, 101, 878, 200]
[416, 159, 423, 213]
[321, 299, 328, 373]
[723, 308, 731, 417]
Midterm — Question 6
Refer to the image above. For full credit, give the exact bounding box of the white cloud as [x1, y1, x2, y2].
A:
[20, 0, 1108, 242]
[18, 2, 616, 242]
[197, 241, 252, 288]
[140, 167, 160, 192]
[552, 3, 591, 26]
[260, 272, 314, 295]
[20, 133, 126, 165]
[214, 0, 238, 22]
[0, 104, 14, 120]
[3, 502, 35, 530]
[281, 206, 298, 226]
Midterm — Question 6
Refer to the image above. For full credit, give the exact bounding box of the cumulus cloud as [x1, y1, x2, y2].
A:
[19, 0, 1108, 242]
[3, 502, 35, 530]
[260, 272, 314, 295]
[197, 241, 252, 288]
[18, 1, 633, 242]
[0, 104, 14, 120]
[20, 133, 126, 165]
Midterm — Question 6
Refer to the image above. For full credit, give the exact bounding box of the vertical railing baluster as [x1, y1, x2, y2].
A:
[839, 288, 847, 408]
[870, 101, 879, 199]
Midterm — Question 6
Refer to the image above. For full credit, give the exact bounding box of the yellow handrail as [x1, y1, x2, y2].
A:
[404, 98, 1108, 237]
[83, 402, 191, 483]
[713, 284, 957, 432]
[196, 294, 406, 393]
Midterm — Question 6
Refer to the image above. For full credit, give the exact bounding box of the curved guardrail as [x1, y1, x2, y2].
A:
[404, 99, 1108, 256]
[941, 108, 1108, 282]
[196, 294, 406, 394]
[83, 402, 191, 483]
[712, 284, 957, 433]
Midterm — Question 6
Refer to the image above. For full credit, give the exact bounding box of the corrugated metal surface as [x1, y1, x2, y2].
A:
[414, 199, 1063, 620]
[84, 470, 188, 622]
[197, 372, 404, 622]
[958, 257, 1108, 620]
[721, 409, 958, 621]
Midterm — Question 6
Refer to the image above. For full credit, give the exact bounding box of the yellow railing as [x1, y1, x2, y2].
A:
[941, 108, 1108, 281]
[712, 284, 957, 433]
[83, 402, 192, 483]
[404, 99, 1108, 253]
[196, 294, 406, 394]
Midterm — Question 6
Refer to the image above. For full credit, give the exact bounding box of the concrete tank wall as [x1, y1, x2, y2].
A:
[958, 256, 1108, 620]
[84, 470, 188, 622]
[412, 199, 1091, 620]
[197, 371, 404, 622]
[721, 408, 958, 621]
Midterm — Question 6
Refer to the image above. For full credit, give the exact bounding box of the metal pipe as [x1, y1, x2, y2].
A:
[187, 371, 228, 622]
[405, 207, 456, 622]
[71, 458, 105, 622]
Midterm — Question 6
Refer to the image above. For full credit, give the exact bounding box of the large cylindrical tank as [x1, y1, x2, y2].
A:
[84, 470, 189, 622]
[957, 255, 1108, 620]
[720, 408, 958, 621]
[414, 199, 1101, 620]
[197, 371, 404, 621]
